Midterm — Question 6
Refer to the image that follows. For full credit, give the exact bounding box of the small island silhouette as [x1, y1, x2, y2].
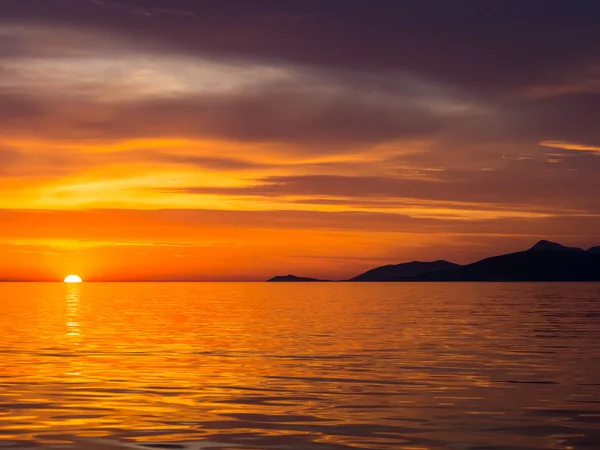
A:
[268, 240, 600, 282]
[269, 275, 328, 282]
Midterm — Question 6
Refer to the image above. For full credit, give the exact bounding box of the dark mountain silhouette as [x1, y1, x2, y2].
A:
[418, 240, 600, 282]
[267, 240, 600, 282]
[350, 260, 460, 281]
[527, 240, 585, 253]
[268, 274, 327, 282]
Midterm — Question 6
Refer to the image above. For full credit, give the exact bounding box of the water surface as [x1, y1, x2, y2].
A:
[1, 282, 599, 449]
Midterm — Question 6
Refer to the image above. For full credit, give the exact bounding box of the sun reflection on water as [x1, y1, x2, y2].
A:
[65, 284, 82, 377]
[0, 283, 599, 449]
[66, 284, 80, 338]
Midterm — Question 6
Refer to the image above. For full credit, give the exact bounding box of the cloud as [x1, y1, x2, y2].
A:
[0, 146, 89, 177]
[145, 153, 271, 170]
[3, 24, 472, 146]
[0, 23, 489, 148]
[160, 164, 600, 218]
[89, 0, 195, 17]
[3, 1, 600, 94]
[0, 84, 468, 145]
[540, 140, 600, 153]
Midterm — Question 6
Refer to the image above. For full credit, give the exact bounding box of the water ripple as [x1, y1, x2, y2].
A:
[0, 282, 599, 449]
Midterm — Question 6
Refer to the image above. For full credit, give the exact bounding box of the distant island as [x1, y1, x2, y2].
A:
[267, 240, 600, 282]
[268, 275, 329, 282]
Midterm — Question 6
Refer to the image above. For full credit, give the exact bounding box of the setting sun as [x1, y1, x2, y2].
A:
[64, 275, 83, 283]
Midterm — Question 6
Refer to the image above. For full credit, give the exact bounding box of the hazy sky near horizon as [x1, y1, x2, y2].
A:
[1, 0, 600, 280]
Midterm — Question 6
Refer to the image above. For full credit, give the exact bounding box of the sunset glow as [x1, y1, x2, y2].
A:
[0, 2, 599, 282]
[2, 2, 600, 449]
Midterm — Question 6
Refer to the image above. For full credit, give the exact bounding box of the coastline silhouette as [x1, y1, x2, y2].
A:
[268, 240, 600, 282]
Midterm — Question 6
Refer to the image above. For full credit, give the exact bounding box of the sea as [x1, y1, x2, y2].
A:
[1, 282, 599, 450]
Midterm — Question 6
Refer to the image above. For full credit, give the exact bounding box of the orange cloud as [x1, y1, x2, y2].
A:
[540, 141, 600, 153]
[2, 11, 600, 281]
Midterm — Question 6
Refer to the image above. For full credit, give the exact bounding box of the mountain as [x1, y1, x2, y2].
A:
[266, 240, 600, 282]
[527, 240, 585, 253]
[419, 245, 600, 282]
[268, 274, 327, 282]
[350, 260, 460, 281]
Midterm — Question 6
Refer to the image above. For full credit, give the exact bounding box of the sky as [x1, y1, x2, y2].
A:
[1, 0, 600, 281]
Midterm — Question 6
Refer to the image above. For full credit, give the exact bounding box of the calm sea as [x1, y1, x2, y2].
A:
[1, 282, 600, 449]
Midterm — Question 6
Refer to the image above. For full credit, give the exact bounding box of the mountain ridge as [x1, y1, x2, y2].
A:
[527, 240, 586, 253]
[267, 240, 600, 282]
[350, 260, 461, 282]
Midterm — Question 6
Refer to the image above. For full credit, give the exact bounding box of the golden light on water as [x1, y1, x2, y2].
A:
[64, 275, 83, 283]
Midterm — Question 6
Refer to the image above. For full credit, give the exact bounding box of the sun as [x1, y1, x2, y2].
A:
[64, 275, 83, 283]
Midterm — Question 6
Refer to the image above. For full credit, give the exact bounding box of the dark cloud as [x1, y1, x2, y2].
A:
[89, 0, 195, 17]
[163, 153, 600, 213]
[520, 94, 600, 144]
[0, 86, 453, 144]
[1, 1, 599, 150]
[2, 0, 599, 93]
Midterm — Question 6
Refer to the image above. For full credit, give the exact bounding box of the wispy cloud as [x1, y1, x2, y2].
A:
[89, 0, 195, 17]
[540, 140, 600, 153]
